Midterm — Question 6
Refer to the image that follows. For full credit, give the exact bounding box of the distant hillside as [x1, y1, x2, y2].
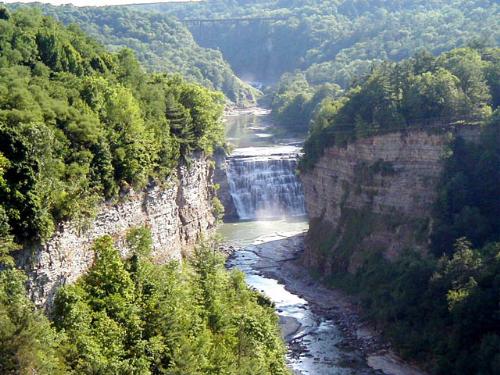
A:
[142, 0, 499, 128]
[146, 0, 499, 86]
[8, 3, 259, 106]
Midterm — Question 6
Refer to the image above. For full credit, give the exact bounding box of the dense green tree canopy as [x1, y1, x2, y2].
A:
[0, 8, 224, 244]
[146, 0, 498, 127]
[150, 0, 498, 84]
[7, 3, 259, 106]
[9, 1, 498, 117]
[300, 47, 499, 169]
[339, 237, 500, 375]
[0, 229, 289, 374]
[0, 265, 67, 374]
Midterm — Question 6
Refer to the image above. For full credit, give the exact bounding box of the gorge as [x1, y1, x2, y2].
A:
[0, 2, 498, 375]
[217, 109, 429, 374]
[216, 106, 497, 375]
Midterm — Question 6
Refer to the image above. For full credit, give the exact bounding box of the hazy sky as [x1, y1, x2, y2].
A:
[1, 0, 202, 7]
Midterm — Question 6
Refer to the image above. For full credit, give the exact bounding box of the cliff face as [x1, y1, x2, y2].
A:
[300, 128, 479, 276]
[213, 151, 238, 220]
[15, 155, 216, 308]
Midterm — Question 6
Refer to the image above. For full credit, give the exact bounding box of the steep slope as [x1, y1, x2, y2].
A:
[8, 3, 259, 105]
[298, 47, 500, 374]
[149, 0, 499, 85]
[16, 154, 217, 308]
[301, 127, 480, 273]
[0, 7, 223, 291]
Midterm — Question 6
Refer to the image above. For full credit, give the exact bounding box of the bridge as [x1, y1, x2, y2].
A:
[126, 0, 205, 5]
[181, 16, 288, 26]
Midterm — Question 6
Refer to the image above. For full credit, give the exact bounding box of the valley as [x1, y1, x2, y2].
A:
[0, 2, 498, 374]
[218, 109, 428, 375]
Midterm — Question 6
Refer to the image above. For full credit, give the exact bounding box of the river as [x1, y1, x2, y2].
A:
[217, 108, 425, 375]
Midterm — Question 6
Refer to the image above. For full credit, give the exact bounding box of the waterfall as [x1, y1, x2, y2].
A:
[226, 146, 306, 220]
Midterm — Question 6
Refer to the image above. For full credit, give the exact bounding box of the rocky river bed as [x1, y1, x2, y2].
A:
[219, 107, 427, 374]
[220, 221, 427, 375]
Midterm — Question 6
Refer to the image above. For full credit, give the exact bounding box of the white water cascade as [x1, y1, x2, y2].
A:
[226, 145, 306, 220]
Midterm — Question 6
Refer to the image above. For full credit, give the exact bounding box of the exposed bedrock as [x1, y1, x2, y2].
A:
[300, 127, 480, 275]
[15, 154, 217, 309]
[214, 150, 239, 220]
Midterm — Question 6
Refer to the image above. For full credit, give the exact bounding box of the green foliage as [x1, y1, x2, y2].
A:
[146, 0, 498, 124]
[337, 240, 500, 375]
[153, 0, 498, 84]
[432, 114, 500, 254]
[0, 6, 10, 21]
[269, 73, 341, 133]
[8, 3, 259, 106]
[0, 231, 289, 374]
[211, 196, 225, 221]
[0, 154, 18, 266]
[321, 119, 499, 374]
[52, 234, 289, 374]
[0, 9, 224, 243]
[0, 258, 66, 374]
[126, 226, 153, 258]
[300, 47, 498, 170]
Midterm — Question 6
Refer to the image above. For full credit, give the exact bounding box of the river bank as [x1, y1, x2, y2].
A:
[219, 107, 427, 374]
[224, 228, 427, 375]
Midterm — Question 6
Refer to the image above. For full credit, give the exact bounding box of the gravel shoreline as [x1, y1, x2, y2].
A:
[232, 232, 427, 375]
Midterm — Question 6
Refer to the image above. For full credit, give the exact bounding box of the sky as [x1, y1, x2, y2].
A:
[1, 0, 202, 7]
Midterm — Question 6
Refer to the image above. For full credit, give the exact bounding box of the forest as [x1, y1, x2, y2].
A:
[10, 1, 499, 119]
[0, 1, 499, 374]
[144, 0, 499, 129]
[0, 8, 288, 374]
[0, 7, 225, 244]
[1, 228, 288, 374]
[300, 47, 500, 374]
[300, 47, 499, 169]
[7, 3, 259, 106]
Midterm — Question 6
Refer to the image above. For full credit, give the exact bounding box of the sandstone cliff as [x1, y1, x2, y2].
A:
[300, 128, 480, 276]
[15, 154, 216, 308]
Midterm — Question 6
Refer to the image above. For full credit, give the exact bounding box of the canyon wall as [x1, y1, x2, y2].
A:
[214, 150, 238, 220]
[300, 127, 480, 276]
[15, 154, 216, 308]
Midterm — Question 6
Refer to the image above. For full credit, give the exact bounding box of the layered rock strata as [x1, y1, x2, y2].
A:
[301, 128, 480, 275]
[15, 155, 216, 308]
